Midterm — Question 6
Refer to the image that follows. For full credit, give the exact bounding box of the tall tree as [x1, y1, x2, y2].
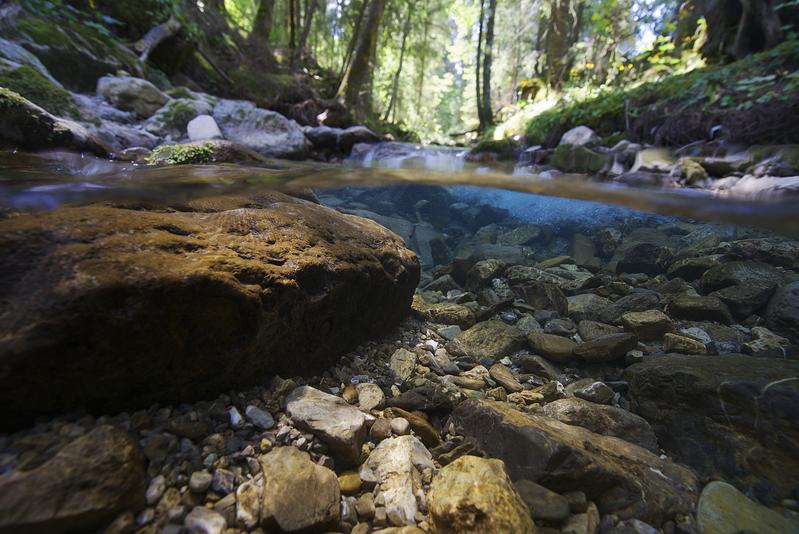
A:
[475, 0, 486, 127]
[251, 0, 275, 44]
[383, 0, 415, 121]
[481, 0, 497, 128]
[337, 0, 388, 116]
[293, 0, 319, 68]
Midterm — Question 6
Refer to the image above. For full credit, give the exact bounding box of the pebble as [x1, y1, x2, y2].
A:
[245, 405, 275, 429]
[185, 506, 227, 534]
[390, 417, 411, 436]
[189, 471, 213, 494]
[338, 470, 362, 495]
[145, 474, 166, 505]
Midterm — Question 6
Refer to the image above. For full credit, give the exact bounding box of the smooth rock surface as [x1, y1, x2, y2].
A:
[212, 99, 309, 158]
[285, 386, 368, 466]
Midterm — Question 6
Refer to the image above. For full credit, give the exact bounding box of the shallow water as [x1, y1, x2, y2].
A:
[1, 145, 799, 532]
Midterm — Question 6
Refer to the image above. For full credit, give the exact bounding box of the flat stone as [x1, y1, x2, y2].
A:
[383, 407, 442, 448]
[259, 446, 340, 531]
[578, 320, 621, 341]
[362, 436, 434, 526]
[285, 386, 367, 467]
[447, 320, 526, 361]
[235, 478, 262, 530]
[390, 417, 411, 436]
[567, 294, 613, 322]
[489, 364, 524, 392]
[663, 333, 707, 354]
[514, 479, 570, 521]
[0, 193, 418, 428]
[428, 455, 535, 533]
[245, 405, 275, 430]
[338, 471, 362, 495]
[528, 332, 576, 363]
[697, 481, 799, 534]
[573, 333, 638, 363]
[621, 310, 675, 340]
[190, 471, 213, 493]
[665, 295, 733, 324]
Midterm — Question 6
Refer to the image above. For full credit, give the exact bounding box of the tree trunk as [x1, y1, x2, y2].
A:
[700, 0, 783, 62]
[415, 0, 431, 109]
[292, 0, 318, 69]
[339, 0, 368, 80]
[480, 0, 496, 130]
[337, 0, 388, 116]
[251, 0, 275, 44]
[383, 0, 413, 122]
[545, 0, 572, 89]
[475, 0, 486, 128]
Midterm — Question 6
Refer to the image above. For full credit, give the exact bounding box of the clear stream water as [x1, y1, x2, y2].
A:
[2, 146, 799, 239]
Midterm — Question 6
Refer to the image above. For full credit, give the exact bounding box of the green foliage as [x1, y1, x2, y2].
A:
[0, 65, 78, 117]
[147, 143, 216, 165]
[519, 39, 799, 145]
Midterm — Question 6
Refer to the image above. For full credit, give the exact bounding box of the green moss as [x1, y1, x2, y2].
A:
[158, 100, 200, 131]
[167, 87, 195, 99]
[17, 18, 74, 47]
[522, 40, 799, 147]
[0, 65, 78, 117]
[0, 87, 30, 110]
[147, 143, 216, 166]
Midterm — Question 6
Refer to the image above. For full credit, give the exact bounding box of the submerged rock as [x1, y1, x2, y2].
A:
[428, 455, 535, 534]
[450, 400, 698, 525]
[0, 192, 419, 428]
[259, 446, 340, 531]
[626, 354, 799, 503]
[540, 398, 659, 452]
[0, 426, 145, 533]
[363, 435, 434, 526]
[696, 481, 799, 534]
[285, 386, 368, 467]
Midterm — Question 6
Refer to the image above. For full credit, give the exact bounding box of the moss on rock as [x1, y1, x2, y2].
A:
[147, 143, 215, 165]
[0, 64, 77, 117]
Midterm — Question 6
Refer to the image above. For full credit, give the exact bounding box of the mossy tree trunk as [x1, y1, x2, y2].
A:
[337, 0, 387, 118]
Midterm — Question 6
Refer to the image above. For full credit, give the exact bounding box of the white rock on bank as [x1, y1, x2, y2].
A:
[188, 114, 223, 141]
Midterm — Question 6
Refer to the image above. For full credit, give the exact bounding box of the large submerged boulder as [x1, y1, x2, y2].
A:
[626, 354, 799, 504]
[450, 399, 697, 526]
[0, 192, 419, 428]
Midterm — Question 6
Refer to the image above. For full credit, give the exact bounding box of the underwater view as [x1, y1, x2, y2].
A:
[2, 1, 799, 533]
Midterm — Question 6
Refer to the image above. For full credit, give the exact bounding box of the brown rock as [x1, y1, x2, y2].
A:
[450, 400, 698, 524]
[0, 426, 145, 533]
[528, 332, 576, 363]
[573, 333, 638, 363]
[0, 192, 418, 428]
[428, 455, 536, 534]
[259, 446, 340, 531]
